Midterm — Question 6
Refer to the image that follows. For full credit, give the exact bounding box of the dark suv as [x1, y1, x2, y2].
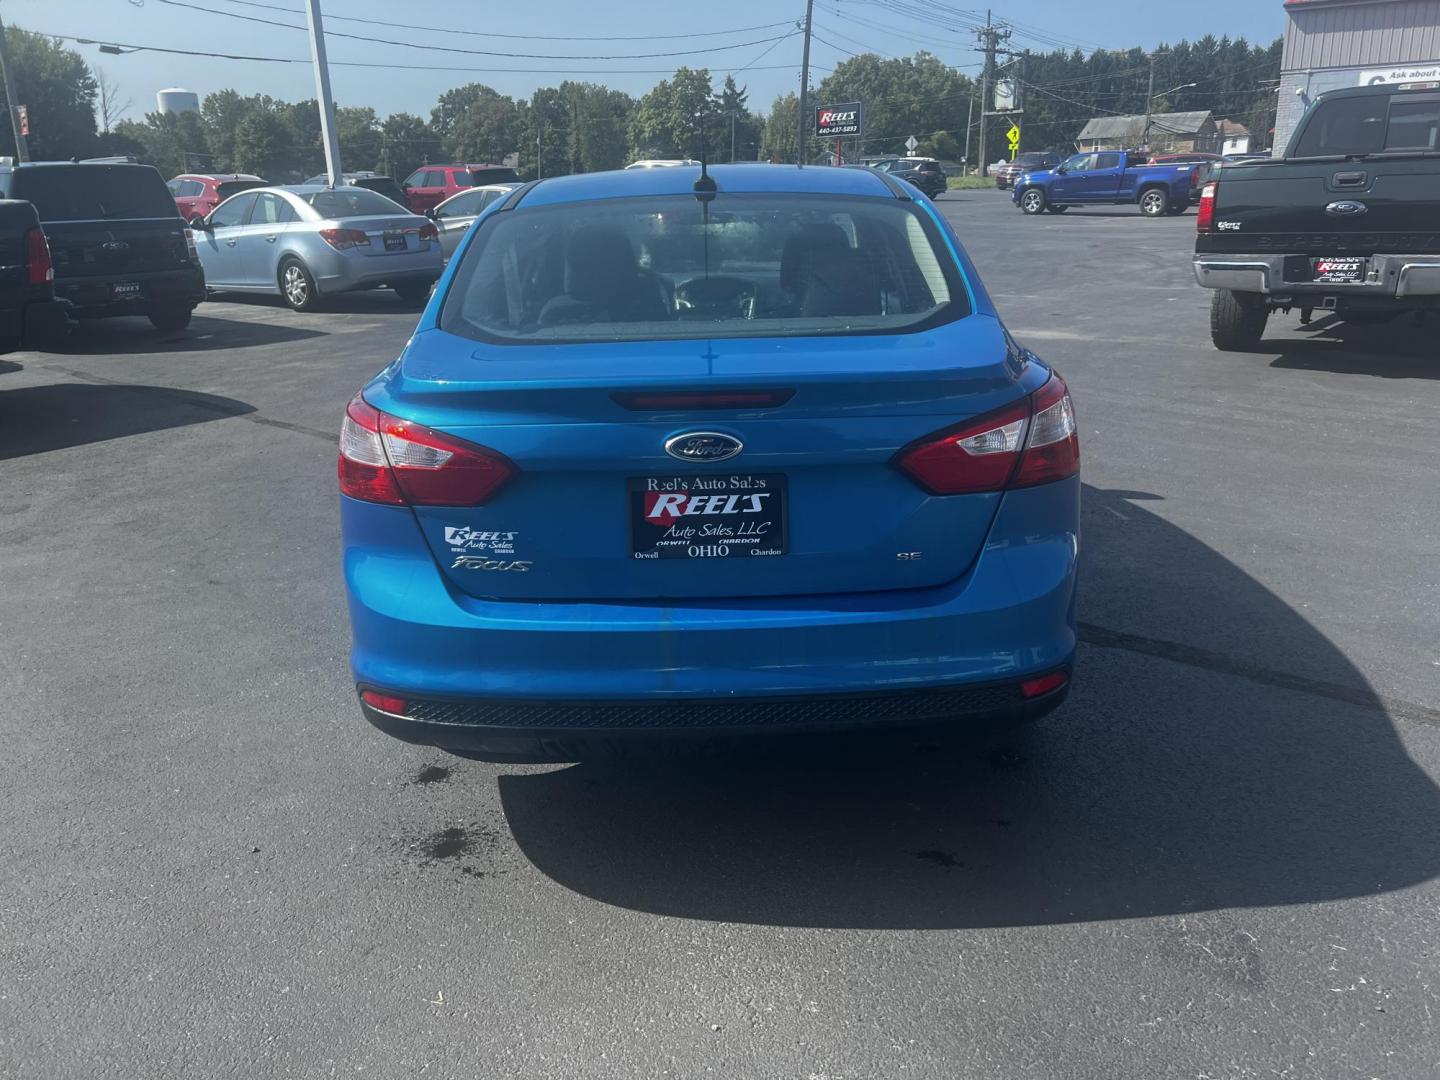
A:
[873, 157, 947, 198]
[0, 162, 206, 331]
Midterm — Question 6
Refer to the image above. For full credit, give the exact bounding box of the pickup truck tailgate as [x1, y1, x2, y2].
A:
[1202, 159, 1440, 255]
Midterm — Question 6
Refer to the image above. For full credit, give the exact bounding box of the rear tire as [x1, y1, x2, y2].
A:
[392, 280, 433, 307]
[148, 304, 193, 331]
[1210, 289, 1269, 351]
[1169, 201, 1190, 215]
[1138, 187, 1169, 217]
[279, 257, 322, 312]
[1018, 188, 1046, 215]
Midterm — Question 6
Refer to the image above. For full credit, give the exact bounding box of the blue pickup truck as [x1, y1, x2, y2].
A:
[1012, 151, 1203, 217]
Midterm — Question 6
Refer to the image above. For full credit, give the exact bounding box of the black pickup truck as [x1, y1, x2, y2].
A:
[0, 198, 67, 354]
[0, 161, 206, 332]
[1193, 82, 1440, 350]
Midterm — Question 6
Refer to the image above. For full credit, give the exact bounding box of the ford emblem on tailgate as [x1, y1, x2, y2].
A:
[665, 432, 743, 462]
[1325, 201, 1368, 218]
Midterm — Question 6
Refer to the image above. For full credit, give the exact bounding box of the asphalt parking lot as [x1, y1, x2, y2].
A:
[3, 189, 1438, 1079]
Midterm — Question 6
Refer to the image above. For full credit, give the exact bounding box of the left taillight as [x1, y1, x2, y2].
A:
[897, 374, 1078, 495]
[23, 226, 52, 285]
[1197, 181, 1218, 232]
[183, 227, 199, 263]
[338, 392, 515, 506]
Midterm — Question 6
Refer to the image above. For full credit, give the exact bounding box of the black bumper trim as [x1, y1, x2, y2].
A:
[357, 674, 1072, 762]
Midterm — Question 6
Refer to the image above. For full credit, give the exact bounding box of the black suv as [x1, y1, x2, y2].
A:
[873, 157, 947, 199]
[0, 161, 206, 331]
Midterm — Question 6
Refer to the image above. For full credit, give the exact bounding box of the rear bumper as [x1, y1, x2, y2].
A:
[309, 246, 442, 294]
[0, 295, 69, 351]
[359, 676, 1072, 762]
[56, 266, 206, 317]
[343, 477, 1080, 754]
[1192, 253, 1440, 299]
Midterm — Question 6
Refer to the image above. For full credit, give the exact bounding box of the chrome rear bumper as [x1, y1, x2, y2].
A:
[1192, 254, 1440, 298]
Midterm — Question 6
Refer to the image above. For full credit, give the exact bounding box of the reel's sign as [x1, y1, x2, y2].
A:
[815, 103, 863, 138]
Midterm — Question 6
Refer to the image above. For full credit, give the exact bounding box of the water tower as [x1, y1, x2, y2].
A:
[156, 88, 200, 115]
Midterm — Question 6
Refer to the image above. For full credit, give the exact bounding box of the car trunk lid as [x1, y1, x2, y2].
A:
[365, 316, 1043, 601]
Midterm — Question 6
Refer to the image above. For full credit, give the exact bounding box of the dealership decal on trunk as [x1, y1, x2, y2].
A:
[443, 526, 518, 555]
[630, 475, 787, 560]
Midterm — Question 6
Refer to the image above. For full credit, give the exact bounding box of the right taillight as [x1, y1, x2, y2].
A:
[897, 374, 1078, 495]
[320, 227, 372, 251]
[339, 392, 516, 506]
[23, 226, 52, 285]
[1197, 181, 1218, 232]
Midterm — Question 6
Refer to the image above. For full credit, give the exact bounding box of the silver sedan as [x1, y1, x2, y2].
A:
[427, 183, 520, 260]
[190, 185, 443, 311]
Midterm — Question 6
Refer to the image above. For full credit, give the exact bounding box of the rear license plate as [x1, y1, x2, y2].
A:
[384, 231, 406, 252]
[629, 475, 786, 560]
[1312, 257, 1366, 284]
[111, 281, 142, 300]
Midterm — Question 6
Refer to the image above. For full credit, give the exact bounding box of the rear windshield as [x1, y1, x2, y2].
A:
[1016, 154, 1050, 166]
[216, 180, 266, 200]
[440, 192, 968, 344]
[8, 165, 176, 222]
[304, 188, 406, 217]
[467, 167, 520, 185]
[1292, 92, 1440, 156]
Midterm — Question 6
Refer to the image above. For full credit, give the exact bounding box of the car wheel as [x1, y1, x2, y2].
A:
[1138, 188, 1169, 217]
[1210, 289, 1269, 351]
[279, 257, 322, 312]
[1169, 201, 1190, 215]
[1045, 204, 1069, 214]
[393, 280, 433, 307]
[1019, 188, 1046, 215]
[148, 304, 193, 331]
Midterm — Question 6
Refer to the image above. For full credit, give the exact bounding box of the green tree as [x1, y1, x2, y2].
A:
[380, 112, 439, 179]
[432, 83, 503, 144]
[815, 52, 971, 159]
[716, 75, 761, 161]
[230, 109, 292, 178]
[112, 110, 209, 176]
[0, 28, 98, 159]
[630, 67, 718, 160]
[760, 92, 801, 163]
[451, 94, 524, 166]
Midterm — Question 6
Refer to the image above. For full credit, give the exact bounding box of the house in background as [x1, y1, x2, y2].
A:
[1276, 0, 1440, 150]
[1218, 119, 1253, 154]
[1075, 111, 1218, 153]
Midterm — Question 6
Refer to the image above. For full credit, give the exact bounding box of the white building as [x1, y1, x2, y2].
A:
[1277, 0, 1440, 150]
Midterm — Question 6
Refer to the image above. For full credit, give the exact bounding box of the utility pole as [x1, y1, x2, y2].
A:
[0, 13, 29, 162]
[796, 0, 815, 166]
[963, 85, 975, 174]
[1142, 56, 1156, 153]
[973, 10, 1011, 178]
[303, 0, 342, 185]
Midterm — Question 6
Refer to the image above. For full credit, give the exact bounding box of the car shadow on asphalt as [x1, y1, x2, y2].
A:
[0, 381, 256, 459]
[49, 313, 327, 356]
[494, 484, 1440, 929]
[210, 291, 427, 317]
[1267, 316, 1440, 379]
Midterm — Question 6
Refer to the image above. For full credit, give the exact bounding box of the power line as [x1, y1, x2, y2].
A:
[150, 0, 793, 61]
[208, 0, 796, 42]
[57, 31, 812, 76]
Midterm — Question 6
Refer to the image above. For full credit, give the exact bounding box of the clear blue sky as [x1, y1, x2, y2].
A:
[9, 0, 1286, 123]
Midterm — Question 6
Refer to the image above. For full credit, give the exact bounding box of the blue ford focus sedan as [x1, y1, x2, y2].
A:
[339, 164, 1079, 762]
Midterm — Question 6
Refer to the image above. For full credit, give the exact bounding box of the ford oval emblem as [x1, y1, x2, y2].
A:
[664, 431, 743, 463]
[1325, 200, 1368, 218]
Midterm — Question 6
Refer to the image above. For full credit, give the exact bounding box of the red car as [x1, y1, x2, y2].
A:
[400, 163, 520, 213]
[167, 174, 267, 221]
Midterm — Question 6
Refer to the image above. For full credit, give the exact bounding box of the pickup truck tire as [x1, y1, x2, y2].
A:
[1045, 204, 1069, 214]
[1210, 289, 1269, 351]
[279, 257, 323, 312]
[1018, 188, 1046, 215]
[1169, 200, 1190, 215]
[147, 304, 193, 332]
[1138, 188, 1169, 217]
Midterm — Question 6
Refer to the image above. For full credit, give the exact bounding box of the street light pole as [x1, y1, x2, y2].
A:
[303, 0, 342, 186]
[0, 13, 30, 162]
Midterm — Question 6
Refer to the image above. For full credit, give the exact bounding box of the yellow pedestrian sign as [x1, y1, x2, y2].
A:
[1006, 123, 1021, 160]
